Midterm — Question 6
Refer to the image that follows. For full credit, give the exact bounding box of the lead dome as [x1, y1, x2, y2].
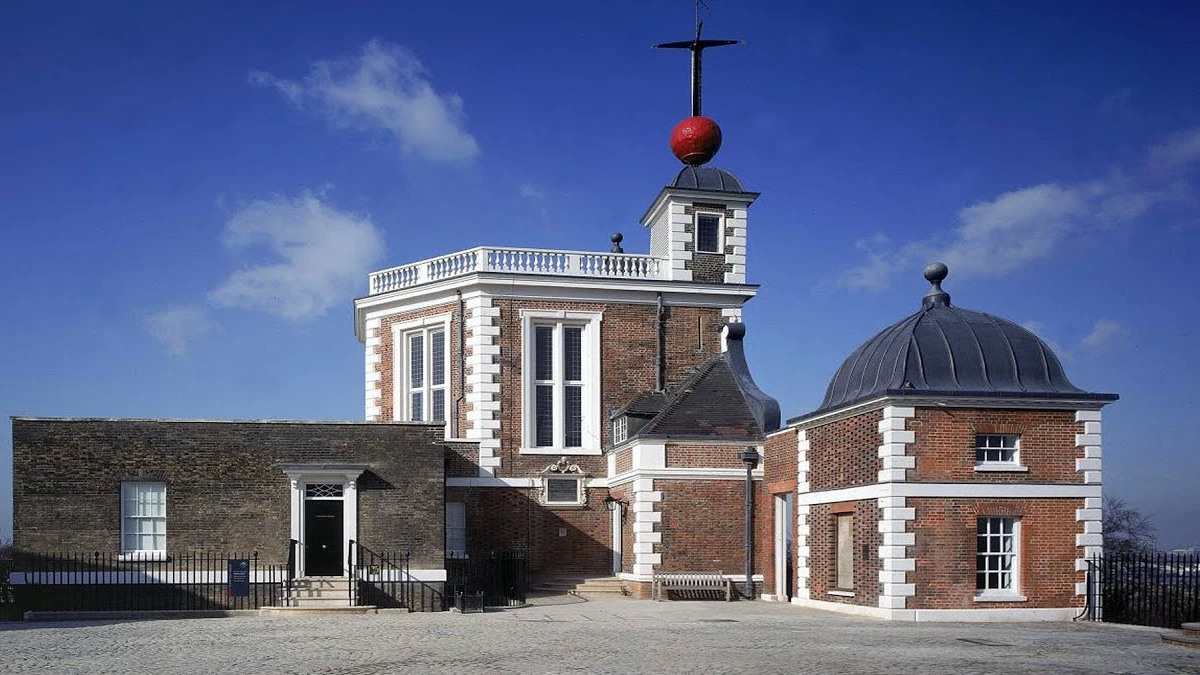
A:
[815, 264, 1112, 414]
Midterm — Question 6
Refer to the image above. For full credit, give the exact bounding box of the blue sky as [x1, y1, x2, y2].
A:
[2, 1, 1198, 548]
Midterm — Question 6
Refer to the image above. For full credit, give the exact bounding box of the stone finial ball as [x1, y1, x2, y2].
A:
[924, 262, 949, 283]
[670, 116, 722, 165]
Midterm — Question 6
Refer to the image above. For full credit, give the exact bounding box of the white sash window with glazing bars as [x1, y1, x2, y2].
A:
[121, 482, 166, 554]
[394, 316, 451, 424]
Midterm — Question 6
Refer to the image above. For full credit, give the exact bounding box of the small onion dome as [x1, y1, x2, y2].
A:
[670, 116, 723, 165]
[812, 263, 1116, 415]
[671, 165, 746, 192]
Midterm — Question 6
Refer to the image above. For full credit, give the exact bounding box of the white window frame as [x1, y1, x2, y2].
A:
[446, 502, 467, 559]
[975, 516, 1025, 601]
[612, 416, 628, 445]
[520, 310, 602, 455]
[694, 211, 725, 254]
[974, 433, 1029, 472]
[834, 513, 854, 592]
[393, 314, 452, 427]
[120, 481, 167, 561]
[541, 476, 586, 507]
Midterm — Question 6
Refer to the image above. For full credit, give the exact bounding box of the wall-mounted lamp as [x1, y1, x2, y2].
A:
[604, 494, 625, 512]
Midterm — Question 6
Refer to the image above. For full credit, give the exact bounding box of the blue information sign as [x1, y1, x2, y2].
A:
[228, 558, 250, 597]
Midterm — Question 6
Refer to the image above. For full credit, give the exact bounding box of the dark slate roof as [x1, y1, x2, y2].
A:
[671, 165, 748, 193]
[802, 263, 1118, 420]
[623, 323, 780, 439]
[610, 392, 667, 419]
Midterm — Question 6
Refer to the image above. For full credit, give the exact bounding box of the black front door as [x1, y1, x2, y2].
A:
[304, 500, 344, 576]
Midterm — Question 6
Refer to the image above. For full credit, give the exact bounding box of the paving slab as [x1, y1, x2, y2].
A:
[2, 600, 1199, 674]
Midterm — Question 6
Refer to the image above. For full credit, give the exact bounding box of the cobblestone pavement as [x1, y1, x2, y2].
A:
[2, 599, 1199, 675]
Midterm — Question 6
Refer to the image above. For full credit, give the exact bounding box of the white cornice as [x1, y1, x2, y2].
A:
[640, 187, 760, 226]
[354, 273, 757, 341]
[785, 394, 1114, 430]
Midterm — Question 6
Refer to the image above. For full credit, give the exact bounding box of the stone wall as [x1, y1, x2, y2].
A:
[12, 419, 447, 569]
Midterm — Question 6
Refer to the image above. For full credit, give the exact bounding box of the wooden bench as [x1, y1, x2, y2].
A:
[652, 572, 734, 601]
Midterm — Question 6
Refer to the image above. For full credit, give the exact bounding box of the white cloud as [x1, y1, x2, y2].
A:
[1082, 319, 1131, 352]
[143, 305, 217, 356]
[842, 125, 1200, 291]
[208, 191, 385, 321]
[250, 39, 479, 164]
[1020, 320, 1073, 363]
[519, 182, 547, 201]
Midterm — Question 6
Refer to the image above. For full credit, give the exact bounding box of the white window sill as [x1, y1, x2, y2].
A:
[974, 463, 1030, 473]
[118, 551, 168, 562]
[521, 447, 602, 456]
[541, 502, 587, 509]
[827, 589, 855, 597]
[974, 592, 1027, 603]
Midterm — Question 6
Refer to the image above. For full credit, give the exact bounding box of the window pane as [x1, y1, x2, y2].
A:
[535, 385, 554, 446]
[564, 385, 582, 447]
[121, 482, 166, 552]
[546, 478, 579, 503]
[836, 514, 854, 590]
[431, 329, 445, 387]
[446, 503, 467, 556]
[564, 327, 582, 381]
[432, 388, 446, 421]
[535, 326, 554, 381]
[409, 334, 424, 388]
[696, 214, 720, 253]
[411, 392, 424, 420]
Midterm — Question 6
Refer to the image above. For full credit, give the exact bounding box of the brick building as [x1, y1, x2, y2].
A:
[9, 31, 1117, 620]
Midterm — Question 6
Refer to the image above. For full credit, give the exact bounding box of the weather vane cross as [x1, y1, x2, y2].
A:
[655, 0, 741, 117]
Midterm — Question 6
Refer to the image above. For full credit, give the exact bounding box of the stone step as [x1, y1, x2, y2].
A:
[1162, 632, 1200, 649]
[1182, 622, 1200, 635]
[531, 576, 629, 599]
[260, 605, 377, 617]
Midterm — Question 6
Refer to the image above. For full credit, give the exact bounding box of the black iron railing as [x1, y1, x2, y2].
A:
[10, 551, 288, 613]
[0, 556, 17, 621]
[445, 551, 527, 608]
[347, 541, 449, 612]
[1084, 551, 1200, 628]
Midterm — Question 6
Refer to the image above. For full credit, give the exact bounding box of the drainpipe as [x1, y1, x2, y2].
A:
[655, 292, 664, 391]
[453, 290, 465, 439]
[738, 446, 760, 599]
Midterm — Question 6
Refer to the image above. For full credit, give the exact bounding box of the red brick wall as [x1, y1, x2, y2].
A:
[445, 441, 480, 478]
[658, 479, 763, 575]
[609, 484, 634, 573]
[665, 443, 745, 469]
[613, 446, 632, 475]
[806, 501, 882, 606]
[759, 429, 799, 597]
[806, 410, 883, 491]
[908, 408, 1083, 483]
[445, 486, 612, 577]
[908, 497, 1084, 609]
[491, 299, 725, 479]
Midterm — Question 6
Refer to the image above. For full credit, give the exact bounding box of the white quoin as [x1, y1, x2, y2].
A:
[640, 180, 759, 284]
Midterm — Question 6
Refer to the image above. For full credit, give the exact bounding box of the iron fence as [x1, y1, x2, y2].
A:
[10, 551, 288, 613]
[445, 551, 527, 608]
[348, 542, 446, 612]
[1083, 551, 1200, 628]
[1, 557, 17, 621]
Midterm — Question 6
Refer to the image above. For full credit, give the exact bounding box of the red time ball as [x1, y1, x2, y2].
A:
[670, 116, 722, 165]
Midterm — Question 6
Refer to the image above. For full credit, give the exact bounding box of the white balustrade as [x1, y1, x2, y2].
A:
[368, 246, 665, 294]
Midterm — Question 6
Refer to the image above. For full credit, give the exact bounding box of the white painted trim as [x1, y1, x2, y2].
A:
[446, 477, 538, 488]
[604, 467, 764, 486]
[789, 596, 1079, 621]
[392, 314, 452, 431]
[788, 395, 1113, 431]
[796, 482, 1100, 505]
[281, 467, 366, 577]
[519, 446, 603, 456]
[519, 309, 603, 454]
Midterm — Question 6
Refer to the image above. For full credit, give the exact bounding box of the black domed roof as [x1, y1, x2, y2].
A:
[809, 264, 1116, 417]
[671, 165, 747, 193]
